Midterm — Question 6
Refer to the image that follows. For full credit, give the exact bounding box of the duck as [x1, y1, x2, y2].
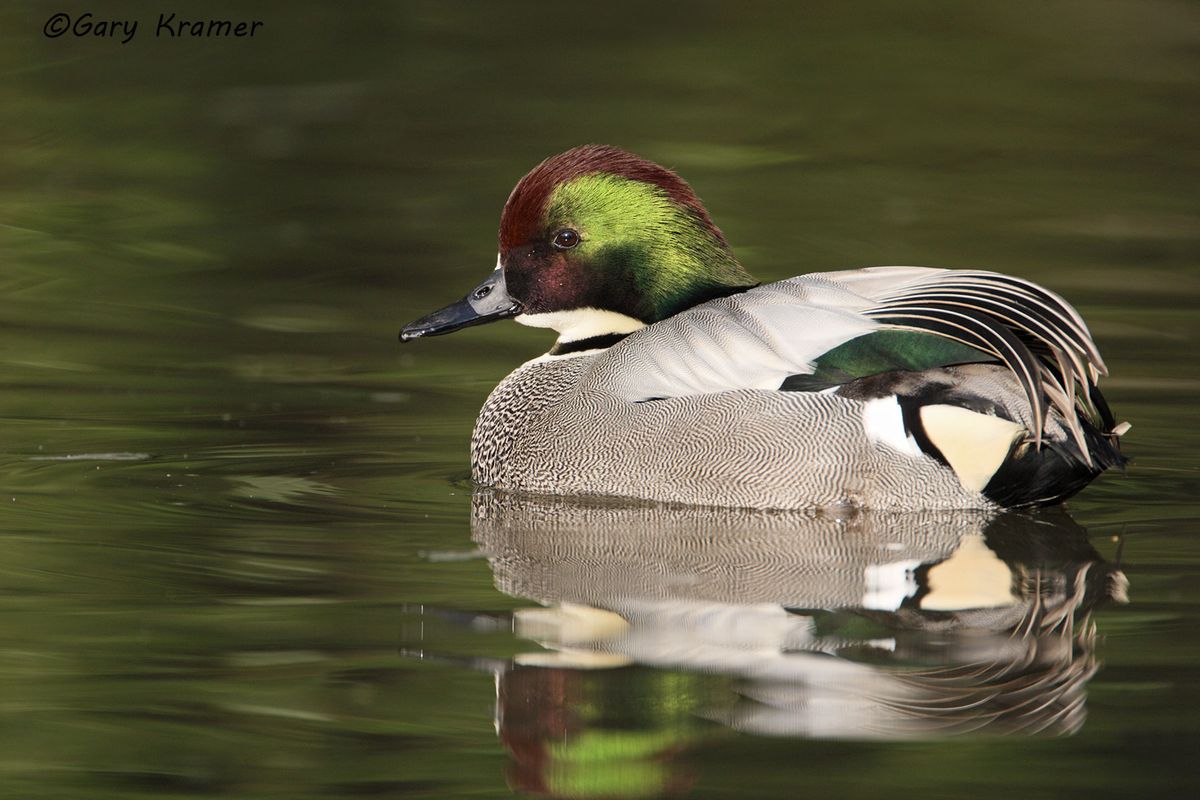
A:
[400, 144, 1127, 510]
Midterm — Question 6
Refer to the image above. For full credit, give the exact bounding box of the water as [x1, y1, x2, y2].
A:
[1, 1, 1197, 797]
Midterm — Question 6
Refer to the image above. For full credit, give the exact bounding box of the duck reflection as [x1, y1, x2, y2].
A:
[430, 493, 1125, 795]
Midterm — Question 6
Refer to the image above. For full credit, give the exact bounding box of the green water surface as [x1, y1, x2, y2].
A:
[1, 2, 1197, 798]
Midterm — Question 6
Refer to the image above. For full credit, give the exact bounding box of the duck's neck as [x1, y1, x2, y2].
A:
[516, 307, 647, 355]
[645, 249, 758, 322]
[518, 275, 762, 356]
[548, 333, 631, 356]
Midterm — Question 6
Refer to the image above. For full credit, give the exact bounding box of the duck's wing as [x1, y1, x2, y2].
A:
[860, 269, 1111, 450]
[595, 266, 1112, 448]
[595, 270, 893, 396]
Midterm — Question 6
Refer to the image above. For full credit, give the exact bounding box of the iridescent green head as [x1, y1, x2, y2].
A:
[401, 145, 758, 349]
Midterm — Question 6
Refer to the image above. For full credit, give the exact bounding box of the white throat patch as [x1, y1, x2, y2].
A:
[516, 308, 647, 343]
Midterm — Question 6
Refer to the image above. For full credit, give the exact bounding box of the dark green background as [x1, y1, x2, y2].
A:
[1, 1, 1196, 797]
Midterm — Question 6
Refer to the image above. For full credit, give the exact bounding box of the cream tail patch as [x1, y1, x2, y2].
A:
[920, 405, 1025, 492]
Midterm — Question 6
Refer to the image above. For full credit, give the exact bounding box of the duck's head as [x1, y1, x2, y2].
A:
[400, 144, 757, 353]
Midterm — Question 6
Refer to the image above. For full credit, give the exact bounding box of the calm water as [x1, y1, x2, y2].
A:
[1, 1, 1197, 797]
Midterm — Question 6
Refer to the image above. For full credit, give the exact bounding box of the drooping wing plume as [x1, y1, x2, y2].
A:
[863, 271, 1109, 460]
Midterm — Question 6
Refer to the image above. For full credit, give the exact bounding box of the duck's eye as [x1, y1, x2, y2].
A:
[552, 229, 580, 249]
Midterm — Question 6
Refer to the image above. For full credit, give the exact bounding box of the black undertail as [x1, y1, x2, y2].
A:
[984, 383, 1126, 507]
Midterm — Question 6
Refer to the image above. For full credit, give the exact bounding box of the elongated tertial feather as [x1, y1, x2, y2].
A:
[864, 304, 1048, 445]
[916, 273, 1105, 370]
[880, 288, 1093, 387]
[864, 271, 1110, 450]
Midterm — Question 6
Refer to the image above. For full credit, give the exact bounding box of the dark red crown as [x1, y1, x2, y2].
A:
[498, 144, 726, 252]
